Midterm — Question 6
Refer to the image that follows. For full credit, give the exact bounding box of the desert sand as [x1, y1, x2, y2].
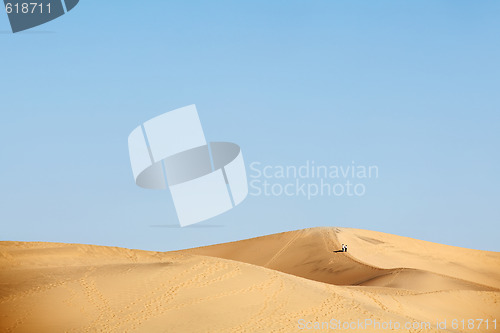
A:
[1, 227, 499, 332]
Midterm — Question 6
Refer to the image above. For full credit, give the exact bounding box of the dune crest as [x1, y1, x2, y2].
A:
[179, 227, 500, 292]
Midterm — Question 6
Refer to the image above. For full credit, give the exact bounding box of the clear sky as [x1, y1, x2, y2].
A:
[1, 1, 499, 251]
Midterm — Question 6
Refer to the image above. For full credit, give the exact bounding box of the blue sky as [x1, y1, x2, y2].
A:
[1, 1, 499, 251]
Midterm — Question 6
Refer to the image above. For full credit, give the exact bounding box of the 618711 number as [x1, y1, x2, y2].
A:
[5, 2, 51, 14]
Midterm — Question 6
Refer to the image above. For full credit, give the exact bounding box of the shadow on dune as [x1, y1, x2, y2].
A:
[176, 227, 499, 292]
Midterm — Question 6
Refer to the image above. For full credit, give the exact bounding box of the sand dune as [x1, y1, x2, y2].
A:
[180, 227, 500, 292]
[1, 228, 499, 332]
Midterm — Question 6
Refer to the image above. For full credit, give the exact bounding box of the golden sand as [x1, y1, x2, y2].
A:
[1, 227, 499, 332]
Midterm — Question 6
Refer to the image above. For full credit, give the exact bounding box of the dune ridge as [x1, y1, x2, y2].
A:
[1, 227, 499, 332]
[179, 227, 500, 292]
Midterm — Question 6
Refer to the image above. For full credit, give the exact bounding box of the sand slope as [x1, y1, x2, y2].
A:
[1, 228, 499, 332]
[180, 227, 500, 292]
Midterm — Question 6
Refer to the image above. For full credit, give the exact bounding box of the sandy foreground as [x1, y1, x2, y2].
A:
[1, 227, 499, 333]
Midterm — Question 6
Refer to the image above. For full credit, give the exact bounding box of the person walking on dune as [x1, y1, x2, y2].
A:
[335, 244, 348, 253]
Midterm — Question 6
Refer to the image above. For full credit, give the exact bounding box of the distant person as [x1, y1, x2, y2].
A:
[341, 244, 344, 252]
[345, 245, 348, 252]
